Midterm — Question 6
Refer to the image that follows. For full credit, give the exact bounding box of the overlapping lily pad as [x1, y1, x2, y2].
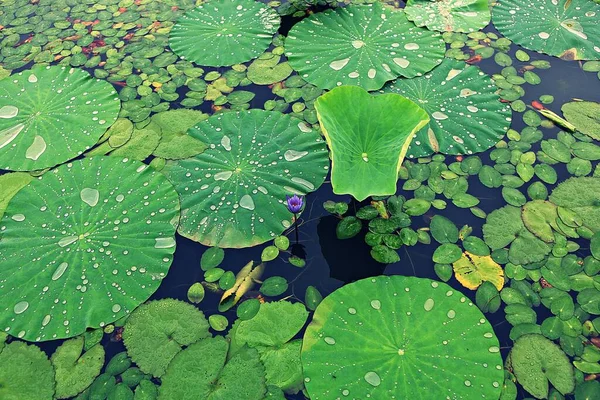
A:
[0, 156, 180, 342]
[302, 275, 504, 399]
[405, 0, 491, 33]
[0, 341, 55, 400]
[0, 65, 120, 171]
[162, 109, 329, 248]
[384, 58, 512, 158]
[549, 177, 600, 232]
[493, 0, 600, 60]
[285, 3, 445, 91]
[169, 0, 280, 67]
[315, 85, 429, 201]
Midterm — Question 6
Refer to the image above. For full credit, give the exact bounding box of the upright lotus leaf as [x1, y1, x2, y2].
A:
[0, 341, 55, 400]
[169, 0, 280, 67]
[285, 3, 445, 91]
[508, 334, 575, 398]
[561, 101, 600, 140]
[384, 58, 512, 158]
[162, 110, 329, 248]
[493, 0, 600, 60]
[159, 336, 266, 400]
[453, 252, 505, 291]
[0, 156, 180, 342]
[302, 276, 504, 399]
[315, 86, 429, 201]
[0, 172, 33, 220]
[549, 177, 600, 232]
[51, 337, 105, 399]
[122, 299, 210, 377]
[404, 0, 491, 32]
[0, 65, 120, 171]
[151, 109, 208, 160]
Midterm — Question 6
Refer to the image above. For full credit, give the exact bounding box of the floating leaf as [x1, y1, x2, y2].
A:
[430, 215, 459, 244]
[476, 281, 502, 313]
[52, 337, 105, 399]
[169, 0, 280, 67]
[0, 157, 179, 342]
[260, 276, 288, 296]
[122, 299, 210, 378]
[151, 109, 208, 160]
[209, 314, 229, 332]
[0, 341, 55, 400]
[285, 3, 445, 91]
[385, 58, 511, 158]
[522, 200, 558, 242]
[302, 276, 504, 399]
[236, 299, 261, 321]
[483, 205, 525, 250]
[315, 85, 429, 201]
[453, 252, 505, 291]
[0, 172, 33, 220]
[549, 177, 600, 232]
[562, 101, 600, 140]
[336, 216, 362, 239]
[0, 66, 120, 171]
[201, 247, 225, 271]
[247, 53, 294, 85]
[163, 110, 328, 247]
[405, 0, 491, 33]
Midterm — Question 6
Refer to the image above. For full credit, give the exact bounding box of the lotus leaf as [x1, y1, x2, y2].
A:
[405, 0, 491, 33]
[122, 299, 210, 377]
[285, 3, 445, 91]
[453, 252, 505, 291]
[493, 0, 600, 60]
[0, 341, 55, 400]
[549, 177, 600, 232]
[162, 109, 329, 248]
[169, 0, 280, 67]
[314, 85, 429, 201]
[0, 156, 180, 342]
[0, 172, 32, 220]
[302, 275, 504, 399]
[0, 66, 120, 171]
[159, 336, 266, 400]
[384, 58, 512, 158]
[561, 101, 600, 140]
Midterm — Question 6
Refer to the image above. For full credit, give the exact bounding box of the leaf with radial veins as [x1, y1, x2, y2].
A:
[0, 65, 120, 171]
[285, 3, 445, 91]
[302, 275, 504, 399]
[493, 0, 600, 60]
[0, 156, 180, 342]
[384, 58, 512, 158]
[315, 85, 429, 201]
[405, 0, 491, 33]
[169, 0, 280, 67]
[162, 110, 329, 248]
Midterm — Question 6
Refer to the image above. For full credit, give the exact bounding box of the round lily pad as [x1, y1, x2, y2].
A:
[0, 156, 180, 342]
[285, 3, 445, 91]
[162, 110, 329, 248]
[493, 0, 600, 60]
[0, 341, 55, 400]
[302, 275, 504, 399]
[169, 0, 280, 67]
[0, 65, 120, 171]
[405, 0, 491, 33]
[384, 58, 512, 158]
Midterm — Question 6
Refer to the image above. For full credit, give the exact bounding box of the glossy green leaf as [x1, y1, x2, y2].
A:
[405, 0, 491, 33]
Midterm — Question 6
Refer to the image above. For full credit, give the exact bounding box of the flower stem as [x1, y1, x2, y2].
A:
[294, 213, 299, 244]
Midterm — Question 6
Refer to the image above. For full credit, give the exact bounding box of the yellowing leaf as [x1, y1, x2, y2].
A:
[219, 261, 265, 312]
[453, 252, 504, 291]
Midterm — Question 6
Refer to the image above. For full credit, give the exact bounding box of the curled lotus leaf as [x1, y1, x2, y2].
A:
[302, 275, 504, 399]
[0, 156, 180, 342]
[0, 341, 55, 400]
[405, 0, 491, 33]
[0, 65, 120, 171]
[452, 252, 505, 291]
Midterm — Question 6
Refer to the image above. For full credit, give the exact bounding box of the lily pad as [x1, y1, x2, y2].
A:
[562, 101, 600, 140]
[0, 172, 33, 220]
[122, 299, 210, 377]
[453, 252, 505, 291]
[493, 0, 600, 60]
[549, 177, 600, 232]
[0, 65, 120, 171]
[385, 58, 512, 158]
[302, 275, 504, 399]
[151, 109, 208, 160]
[314, 85, 429, 201]
[405, 0, 491, 33]
[0, 156, 180, 342]
[162, 110, 329, 248]
[522, 200, 559, 243]
[285, 3, 445, 91]
[0, 341, 55, 400]
[169, 0, 280, 67]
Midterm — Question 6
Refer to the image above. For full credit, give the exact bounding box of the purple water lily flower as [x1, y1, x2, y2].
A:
[286, 194, 304, 214]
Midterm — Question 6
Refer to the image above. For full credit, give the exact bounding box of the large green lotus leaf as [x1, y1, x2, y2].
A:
[405, 0, 491, 33]
[315, 85, 429, 201]
[122, 299, 210, 377]
[285, 3, 445, 91]
[0, 65, 120, 171]
[561, 101, 600, 141]
[0, 341, 55, 400]
[169, 0, 280, 67]
[493, 0, 600, 60]
[302, 275, 504, 399]
[0, 156, 180, 342]
[508, 334, 575, 398]
[51, 337, 105, 399]
[384, 58, 512, 158]
[159, 336, 266, 400]
[0, 172, 33, 220]
[162, 110, 329, 248]
[549, 177, 600, 232]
